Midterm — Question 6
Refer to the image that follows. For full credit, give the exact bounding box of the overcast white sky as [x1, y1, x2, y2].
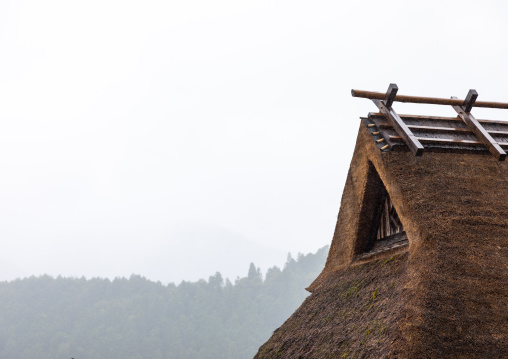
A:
[1, 0, 508, 283]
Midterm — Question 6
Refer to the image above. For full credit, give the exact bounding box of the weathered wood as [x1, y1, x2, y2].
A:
[410, 125, 508, 136]
[487, 130, 508, 135]
[419, 138, 482, 146]
[369, 112, 508, 125]
[408, 125, 472, 133]
[373, 100, 424, 156]
[376, 193, 403, 240]
[384, 197, 389, 237]
[376, 122, 508, 137]
[369, 112, 463, 122]
[385, 83, 398, 108]
[452, 96, 507, 161]
[353, 89, 508, 109]
[463, 89, 478, 113]
[356, 232, 408, 261]
[378, 123, 473, 133]
[390, 136, 485, 147]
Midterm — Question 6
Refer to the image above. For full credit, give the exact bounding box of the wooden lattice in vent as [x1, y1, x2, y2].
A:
[376, 191, 404, 240]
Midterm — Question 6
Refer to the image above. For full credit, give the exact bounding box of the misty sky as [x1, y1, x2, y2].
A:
[1, 0, 508, 283]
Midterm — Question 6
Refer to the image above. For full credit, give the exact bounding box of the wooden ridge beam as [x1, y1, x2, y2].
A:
[451, 96, 506, 161]
[353, 89, 508, 109]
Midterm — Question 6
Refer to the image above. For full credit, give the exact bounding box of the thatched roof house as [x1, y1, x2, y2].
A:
[254, 85, 508, 358]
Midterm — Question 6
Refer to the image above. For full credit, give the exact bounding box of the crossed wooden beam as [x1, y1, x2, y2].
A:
[352, 84, 508, 161]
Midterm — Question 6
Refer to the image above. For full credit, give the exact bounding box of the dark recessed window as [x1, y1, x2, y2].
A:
[355, 163, 409, 260]
[369, 189, 407, 253]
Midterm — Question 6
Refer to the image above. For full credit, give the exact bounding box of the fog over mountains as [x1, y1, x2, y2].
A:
[0, 223, 290, 284]
[0, 246, 329, 359]
[135, 224, 289, 283]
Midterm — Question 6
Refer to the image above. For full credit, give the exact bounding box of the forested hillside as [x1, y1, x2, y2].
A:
[0, 246, 328, 359]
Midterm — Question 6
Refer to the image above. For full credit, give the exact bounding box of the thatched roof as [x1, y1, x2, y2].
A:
[254, 116, 508, 358]
[255, 252, 409, 358]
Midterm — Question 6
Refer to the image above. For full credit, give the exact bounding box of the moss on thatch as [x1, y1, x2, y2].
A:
[254, 254, 408, 358]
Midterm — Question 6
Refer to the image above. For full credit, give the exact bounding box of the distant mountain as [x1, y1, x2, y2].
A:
[0, 245, 328, 359]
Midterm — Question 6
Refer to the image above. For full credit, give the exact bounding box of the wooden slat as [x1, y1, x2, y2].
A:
[377, 123, 508, 136]
[353, 89, 508, 109]
[373, 100, 424, 156]
[487, 130, 508, 135]
[369, 112, 461, 122]
[389, 136, 484, 147]
[390, 135, 508, 148]
[377, 123, 471, 133]
[384, 197, 389, 237]
[369, 112, 508, 125]
[474, 118, 508, 125]
[417, 138, 484, 146]
[452, 97, 507, 161]
[407, 125, 472, 134]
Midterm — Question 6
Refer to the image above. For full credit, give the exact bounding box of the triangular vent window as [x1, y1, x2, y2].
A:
[356, 163, 408, 259]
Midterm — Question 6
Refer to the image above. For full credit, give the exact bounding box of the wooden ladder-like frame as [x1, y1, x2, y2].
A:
[352, 84, 508, 161]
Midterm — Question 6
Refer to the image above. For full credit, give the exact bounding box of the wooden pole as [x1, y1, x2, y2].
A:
[451, 96, 506, 161]
[351, 89, 508, 109]
[373, 99, 424, 156]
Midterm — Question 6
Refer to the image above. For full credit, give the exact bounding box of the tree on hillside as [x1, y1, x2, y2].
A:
[0, 245, 329, 359]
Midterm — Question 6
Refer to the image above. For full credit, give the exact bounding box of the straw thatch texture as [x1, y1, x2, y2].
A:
[255, 123, 508, 358]
[254, 253, 409, 358]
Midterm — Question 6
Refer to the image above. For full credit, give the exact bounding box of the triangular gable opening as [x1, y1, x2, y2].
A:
[355, 162, 408, 260]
